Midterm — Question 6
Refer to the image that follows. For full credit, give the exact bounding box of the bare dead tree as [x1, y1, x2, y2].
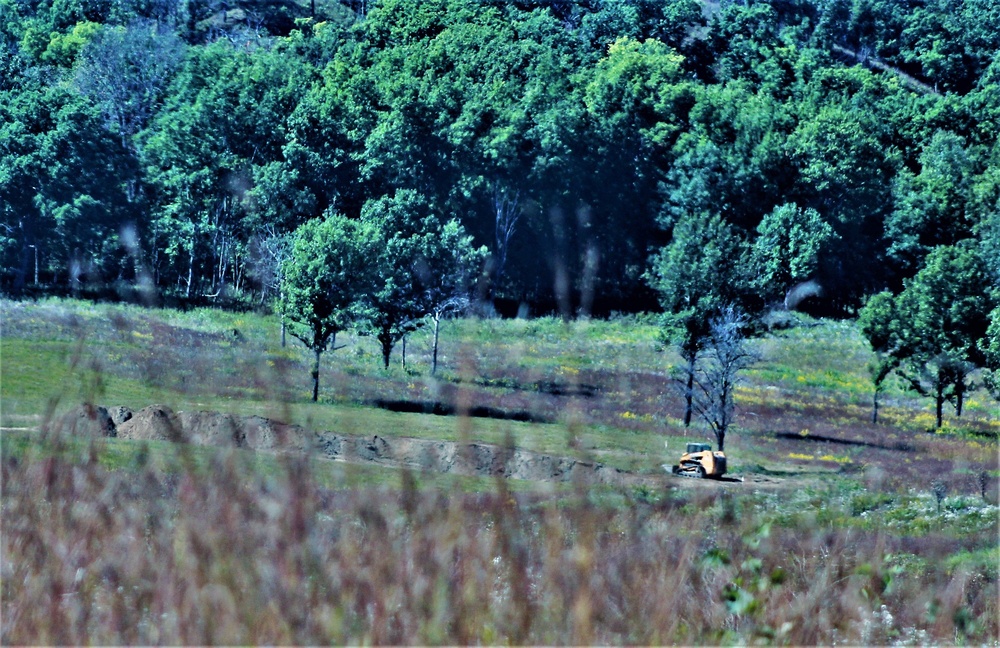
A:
[688, 306, 758, 451]
[492, 184, 521, 291]
[74, 21, 184, 150]
[248, 225, 290, 345]
[430, 295, 468, 375]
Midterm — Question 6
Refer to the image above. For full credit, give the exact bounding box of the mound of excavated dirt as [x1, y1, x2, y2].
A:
[56, 405, 637, 486]
[53, 404, 117, 438]
[237, 415, 314, 452]
[116, 405, 186, 443]
[111, 405, 315, 451]
[312, 432, 632, 486]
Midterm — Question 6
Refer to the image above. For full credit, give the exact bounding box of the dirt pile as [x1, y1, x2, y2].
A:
[109, 405, 315, 451]
[315, 432, 631, 486]
[53, 404, 631, 486]
[53, 404, 117, 438]
[116, 405, 184, 443]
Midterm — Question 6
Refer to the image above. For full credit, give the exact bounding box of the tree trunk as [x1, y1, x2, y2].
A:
[151, 229, 160, 287]
[872, 390, 879, 424]
[14, 238, 28, 289]
[401, 336, 407, 369]
[716, 429, 725, 452]
[935, 382, 944, 428]
[233, 255, 242, 294]
[379, 331, 393, 370]
[185, 250, 194, 299]
[432, 313, 441, 375]
[683, 353, 695, 427]
[311, 347, 321, 402]
[279, 288, 287, 347]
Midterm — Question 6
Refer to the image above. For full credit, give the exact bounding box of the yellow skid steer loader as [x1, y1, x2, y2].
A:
[666, 442, 727, 479]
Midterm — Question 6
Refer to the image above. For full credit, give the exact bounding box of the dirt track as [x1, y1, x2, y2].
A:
[50, 403, 787, 490]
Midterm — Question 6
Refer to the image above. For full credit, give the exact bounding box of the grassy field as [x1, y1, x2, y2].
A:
[1, 297, 997, 644]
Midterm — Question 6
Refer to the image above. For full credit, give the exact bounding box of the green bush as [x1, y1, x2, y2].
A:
[850, 490, 895, 516]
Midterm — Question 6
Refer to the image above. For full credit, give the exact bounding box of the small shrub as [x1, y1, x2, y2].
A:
[850, 490, 895, 517]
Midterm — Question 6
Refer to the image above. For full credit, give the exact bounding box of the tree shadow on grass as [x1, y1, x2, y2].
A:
[775, 431, 915, 452]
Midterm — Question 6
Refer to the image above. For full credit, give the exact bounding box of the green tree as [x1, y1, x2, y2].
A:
[982, 307, 1000, 400]
[971, 146, 1000, 284]
[708, 2, 782, 86]
[897, 243, 993, 423]
[660, 79, 796, 236]
[579, 0, 704, 54]
[0, 81, 135, 289]
[279, 213, 375, 402]
[645, 212, 748, 426]
[40, 20, 101, 66]
[582, 36, 693, 306]
[899, 0, 1000, 94]
[858, 290, 901, 424]
[786, 101, 897, 304]
[356, 0, 605, 309]
[280, 42, 366, 221]
[750, 202, 836, 307]
[886, 131, 977, 274]
[860, 242, 995, 427]
[423, 219, 487, 374]
[141, 39, 313, 296]
[360, 190, 485, 370]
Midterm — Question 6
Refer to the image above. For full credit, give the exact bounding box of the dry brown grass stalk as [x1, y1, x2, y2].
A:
[3, 417, 996, 645]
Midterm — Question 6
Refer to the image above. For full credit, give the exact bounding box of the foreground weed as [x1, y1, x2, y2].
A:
[3, 422, 997, 645]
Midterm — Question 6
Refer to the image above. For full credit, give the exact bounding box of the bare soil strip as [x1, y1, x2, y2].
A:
[50, 403, 786, 489]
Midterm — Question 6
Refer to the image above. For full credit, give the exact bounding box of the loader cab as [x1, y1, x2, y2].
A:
[686, 443, 712, 454]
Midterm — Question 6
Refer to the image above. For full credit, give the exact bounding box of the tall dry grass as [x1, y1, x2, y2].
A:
[3, 423, 995, 645]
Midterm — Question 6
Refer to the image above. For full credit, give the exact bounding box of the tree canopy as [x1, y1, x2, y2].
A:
[279, 212, 375, 400]
[0, 0, 997, 343]
[358, 190, 485, 369]
[859, 243, 997, 425]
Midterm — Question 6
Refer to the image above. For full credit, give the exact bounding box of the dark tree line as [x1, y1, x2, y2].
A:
[1, 0, 997, 325]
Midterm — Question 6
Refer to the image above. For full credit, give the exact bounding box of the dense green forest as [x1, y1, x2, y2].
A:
[1, 0, 998, 316]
